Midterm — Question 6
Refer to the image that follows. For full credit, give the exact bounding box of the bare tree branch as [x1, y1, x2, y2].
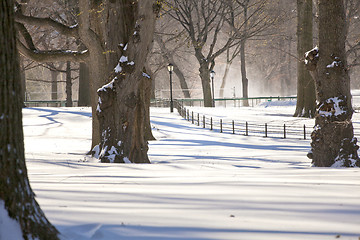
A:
[17, 40, 89, 62]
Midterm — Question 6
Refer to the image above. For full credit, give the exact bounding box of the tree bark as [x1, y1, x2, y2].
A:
[20, 56, 26, 105]
[95, 0, 159, 163]
[66, 61, 73, 107]
[199, 61, 213, 107]
[306, 0, 360, 167]
[50, 69, 58, 101]
[294, 0, 316, 118]
[240, 39, 249, 106]
[78, 62, 91, 106]
[0, 0, 59, 239]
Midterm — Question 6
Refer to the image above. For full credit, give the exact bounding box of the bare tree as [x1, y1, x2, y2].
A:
[95, 0, 159, 163]
[168, 0, 242, 107]
[306, 0, 360, 167]
[0, 0, 59, 238]
[15, 0, 158, 163]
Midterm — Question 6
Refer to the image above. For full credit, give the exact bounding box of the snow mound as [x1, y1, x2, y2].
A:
[0, 200, 24, 240]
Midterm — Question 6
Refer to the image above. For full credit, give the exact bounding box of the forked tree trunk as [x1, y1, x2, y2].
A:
[0, 0, 59, 239]
[95, 0, 159, 163]
[306, 0, 360, 167]
[294, 0, 316, 118]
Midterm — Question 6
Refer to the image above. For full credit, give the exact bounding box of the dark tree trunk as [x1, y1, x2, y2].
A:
[78, 62, 91, 106]
[0, 0, 59, 239]
[306, 0, 360, 167]
[50, 69, 58, 101]
[95, 0, 158, 163]
[240, 40, 249, 106]
[77, 0, 109, 150]
[294, 0, 316, 118]
[20, 56, 26, 106]
[198, 61, 213, 107]
[240, 3, 249, 107]
[66, 61, 73, 107]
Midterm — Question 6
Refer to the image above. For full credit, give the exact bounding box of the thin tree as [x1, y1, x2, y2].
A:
[0, 0, 59, 238]
[154, 32, 191, 99]
[305, 0, 360, 167]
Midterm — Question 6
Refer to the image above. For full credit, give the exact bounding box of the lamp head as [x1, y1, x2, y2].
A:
[167, 63, 174, 72]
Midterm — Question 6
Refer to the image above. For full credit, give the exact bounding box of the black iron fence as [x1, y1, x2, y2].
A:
[177, 104, 360, 140]
[151, 96, 297, 108]
[178, 105, 313, 140]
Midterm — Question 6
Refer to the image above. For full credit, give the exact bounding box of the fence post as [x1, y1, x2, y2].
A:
[232, 120, 235, 134]
[211, 117, 213, 130]
[283, 124, 286, 138]
[265, 123, 267, 137]
[192, 111, 194, 124]
[220, 119, 223, 133]
[203, 115, 205, 128]
[187, 110, 189, 121]
[198, 113, 200, 126]
[245, 122, 248, 136]
[304, 125, 306, 140]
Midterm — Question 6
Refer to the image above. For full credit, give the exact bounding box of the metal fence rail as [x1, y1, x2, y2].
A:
[178, 105, 360, 141]
[178, 105, 312, 140]
[151, 96, 297, 108]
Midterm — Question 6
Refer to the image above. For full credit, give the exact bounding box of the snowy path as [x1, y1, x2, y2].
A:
[22, 107, 360, 240]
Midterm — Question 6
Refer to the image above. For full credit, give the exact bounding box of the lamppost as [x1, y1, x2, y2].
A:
[167, 63, 174, 112]
[210, 70, 215, 107]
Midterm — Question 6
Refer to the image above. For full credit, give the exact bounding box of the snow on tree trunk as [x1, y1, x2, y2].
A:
[0, 0, 59, 239]
[305, 0, 360, 167]
[94, 0, 159, 163]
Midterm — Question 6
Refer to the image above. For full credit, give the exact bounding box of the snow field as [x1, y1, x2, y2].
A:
[20, 105, 360, 240]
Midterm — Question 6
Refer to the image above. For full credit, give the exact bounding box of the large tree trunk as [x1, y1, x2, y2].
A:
[95, 0, 158, 163]
[294, 0, 316, 118]
[198, 61, 213, 107]
[77, 0, 109, 150]
[0, 0, 59, 239]
[306, 0, 360, 167]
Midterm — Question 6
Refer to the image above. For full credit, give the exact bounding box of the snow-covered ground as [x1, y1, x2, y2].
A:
[20, 103, 360, 240]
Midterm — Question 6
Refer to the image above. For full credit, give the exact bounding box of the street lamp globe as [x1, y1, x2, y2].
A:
[167, 63, 174, 72]
[210, 70, 215, 78]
